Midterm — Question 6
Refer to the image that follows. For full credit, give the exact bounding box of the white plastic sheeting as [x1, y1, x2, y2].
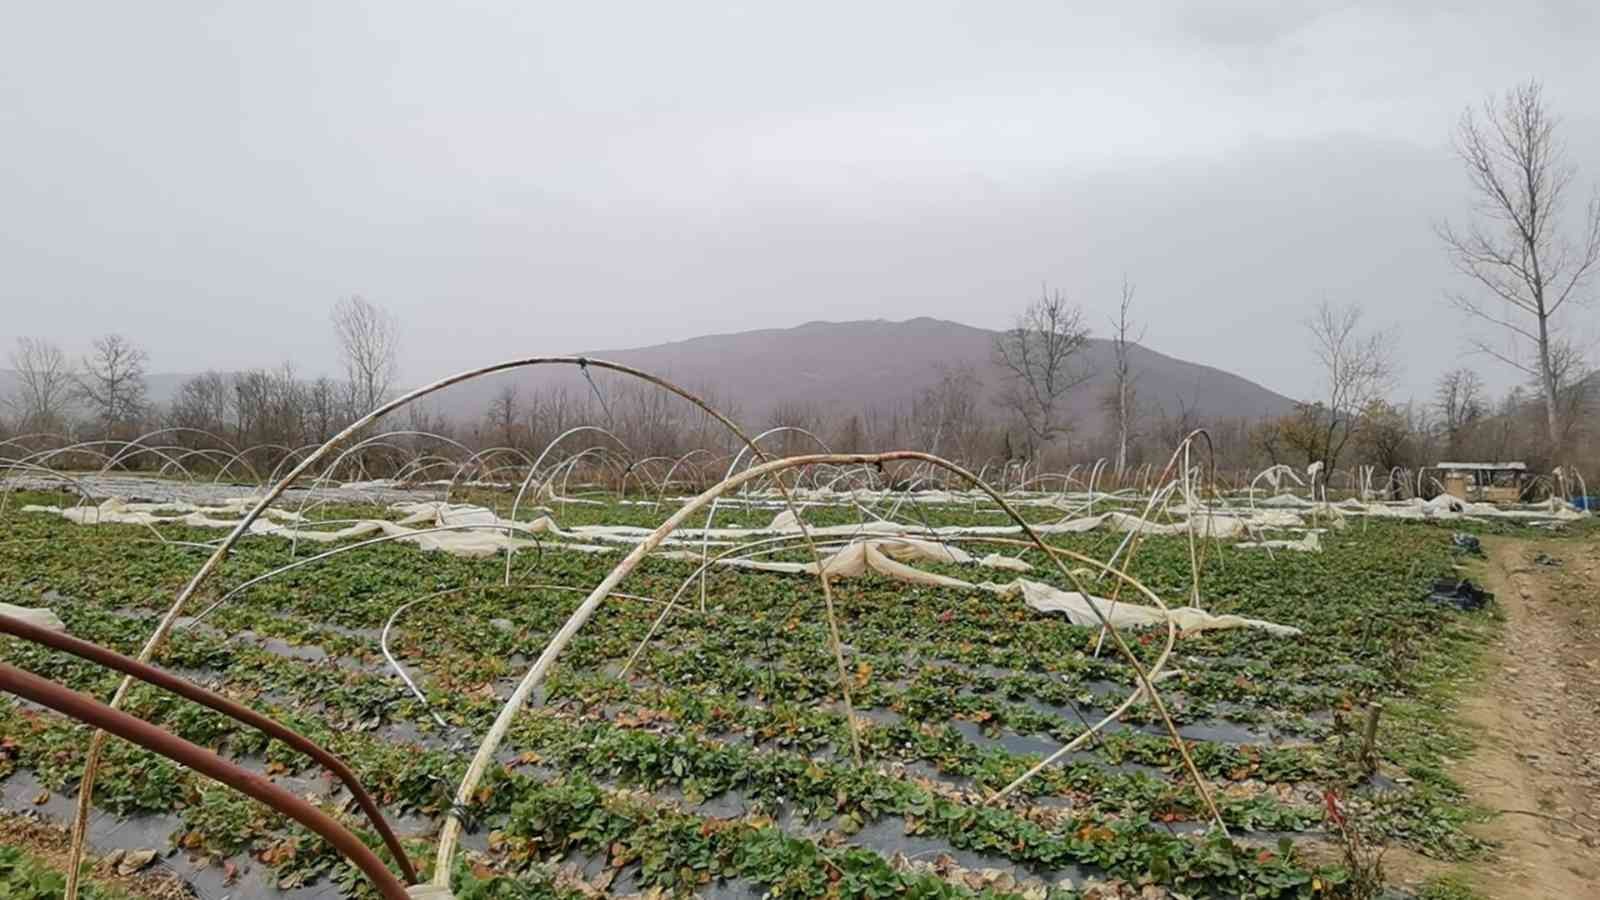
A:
[27, 489, 1577, 570]
[1031, 511, 1248, 538]
[17, 498, 1308, 636]
[20, 496, 1309, 562]
[767, 508, 803, 530]
[994, 579, 1302, 637]
[0, 603, 65, 631]
[1238, 531, 1323, 552]
[710, 509, 1274, 540]
[1335, 495, 1585, 523]
[22, 497, 306, 528]
[658, 540, 1300, 636]
[19, 498, 611, 558]
[978, 552, 1034, 572]
[1257, 493, 1317, 509]
[659, 536, 996, 590]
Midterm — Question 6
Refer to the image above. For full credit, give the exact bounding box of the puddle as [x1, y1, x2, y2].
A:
[1166, 718, 1275, 744]
[948, 719, 1062, 758]
[1357, 772, 1402, 795]
[257, 637, 329, 662]
[378, 718, 463, 751]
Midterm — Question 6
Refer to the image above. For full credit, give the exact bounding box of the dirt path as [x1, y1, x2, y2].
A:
[1452, 535, 1600, 898]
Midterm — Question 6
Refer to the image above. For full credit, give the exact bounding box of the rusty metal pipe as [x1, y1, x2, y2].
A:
[0, 614, 418, 884]
[0, 662, 414, 900]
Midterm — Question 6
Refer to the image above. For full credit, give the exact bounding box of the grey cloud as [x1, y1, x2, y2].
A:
[2, 2, 1598, 407]
[1169, 1, 1342, 49]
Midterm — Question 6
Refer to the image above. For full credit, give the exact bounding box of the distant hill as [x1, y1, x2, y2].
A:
[1, 319, 1296, 437]
[441, 317, 1296, 436]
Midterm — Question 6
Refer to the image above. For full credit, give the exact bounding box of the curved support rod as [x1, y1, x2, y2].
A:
[0, 661, 412, 900]
[62, 355, 843, 900]
[431, 448, 1225, 884]
[381, 593, 453, 730]
[0, 613, 418, 885]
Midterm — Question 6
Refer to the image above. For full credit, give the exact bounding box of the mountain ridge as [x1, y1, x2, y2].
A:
[2, 318, 1297, 436]
[493, 316, 1296, 435]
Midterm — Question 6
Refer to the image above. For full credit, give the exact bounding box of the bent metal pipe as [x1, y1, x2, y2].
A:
[0, 661, 412, 900]
[0, 612, 418, 885]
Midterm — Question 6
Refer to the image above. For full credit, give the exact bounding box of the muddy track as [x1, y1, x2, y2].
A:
[1455, 535, 1600, 898]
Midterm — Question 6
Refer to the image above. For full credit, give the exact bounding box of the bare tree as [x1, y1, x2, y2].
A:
[1305, 300, 1396, 473]
[765, 399, 824, 456]
[993, 287, 1092, 458]
[862, 402, 904, 450]
[230, 364, 306, 448]
[1250, 415, 1287, 467]
[906, 363, 994, 463]
[1487, 387, 1525, 461]
[168, 371, 233, 436]
[485, 383, 522, 448]
[232, 369, 272, 444]
[611, 379, 681, 457]
[525, 385, 592, 453]
[1155, 387, 1203, 452]
[305, 376, 346, 443]
[831, 414, 867, 453]
[1433, 368, 1485, 456]
[332, 295, 400, 414]
[7, 337, 75, 432]
[682, 381, 741, 454]
[1104, 278, 1144, 477]
[402, 403, 456, 446]
[75, 334, 149, 436]
[1356, 399, 1415, 474]
[1437, 80, 1600, 455]
[1546, 336, 1595, 450]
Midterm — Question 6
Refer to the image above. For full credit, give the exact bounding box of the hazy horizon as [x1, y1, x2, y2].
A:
[5, 3, 1599, 405]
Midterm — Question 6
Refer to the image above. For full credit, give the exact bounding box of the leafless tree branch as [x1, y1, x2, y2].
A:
[1438, 80, 1600, 456]
[332, 295, 401, 414]
[992, 287, 1093, 458]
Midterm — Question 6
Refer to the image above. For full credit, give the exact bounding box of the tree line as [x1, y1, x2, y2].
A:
[4, 297, 399, 450]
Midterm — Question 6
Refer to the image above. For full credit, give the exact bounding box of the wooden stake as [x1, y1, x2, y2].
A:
[1361, 701, 1383, 773]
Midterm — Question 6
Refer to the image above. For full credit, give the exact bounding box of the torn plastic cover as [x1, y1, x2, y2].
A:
[993, 579, 1303, 637]
[1425, 578, 1492, 611]
[0, 603, 66, 631]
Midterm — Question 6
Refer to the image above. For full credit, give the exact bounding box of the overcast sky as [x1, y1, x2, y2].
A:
[4, 2, 1599, 404]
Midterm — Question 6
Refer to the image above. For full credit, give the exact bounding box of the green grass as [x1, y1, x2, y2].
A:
[1415, 872, 1478, 900]
[0, 845, 133, 900]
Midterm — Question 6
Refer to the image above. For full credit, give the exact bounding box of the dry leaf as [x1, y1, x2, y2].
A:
[116, 848, 158, 875]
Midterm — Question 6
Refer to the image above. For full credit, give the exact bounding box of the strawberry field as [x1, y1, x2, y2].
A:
[0, 473, 1520, 900]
